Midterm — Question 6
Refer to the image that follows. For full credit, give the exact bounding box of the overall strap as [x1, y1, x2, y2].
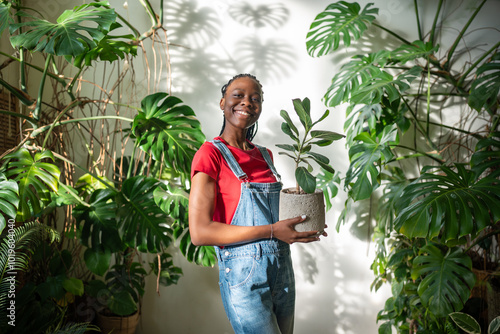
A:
[255, 145, 281, 182]
[212, 139, 248, 180]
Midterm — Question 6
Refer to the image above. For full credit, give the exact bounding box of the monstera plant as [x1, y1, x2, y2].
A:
[306, 0, 500, 332]
[0, 1, 215, 333]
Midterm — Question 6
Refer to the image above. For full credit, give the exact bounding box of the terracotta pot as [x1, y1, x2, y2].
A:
[279, 188, 325, 233]
[96, 311, 139, 334]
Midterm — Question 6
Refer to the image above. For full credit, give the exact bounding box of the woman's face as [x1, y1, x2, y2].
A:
[220, 76, 262, 134]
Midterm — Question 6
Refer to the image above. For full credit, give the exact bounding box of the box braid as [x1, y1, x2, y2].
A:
[219, 74, 263, 142]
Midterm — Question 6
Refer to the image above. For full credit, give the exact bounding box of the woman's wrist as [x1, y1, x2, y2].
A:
[270, 223, 274, 239]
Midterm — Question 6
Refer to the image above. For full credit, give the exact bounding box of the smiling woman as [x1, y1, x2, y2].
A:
[188, 73, 327, 333]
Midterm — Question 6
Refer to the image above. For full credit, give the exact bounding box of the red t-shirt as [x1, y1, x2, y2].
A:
[191, 137, 277, 225]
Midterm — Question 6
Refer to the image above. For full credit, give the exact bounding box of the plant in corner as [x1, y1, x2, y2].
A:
[305, 0, 500, 332]
[276, 97, 344, 232]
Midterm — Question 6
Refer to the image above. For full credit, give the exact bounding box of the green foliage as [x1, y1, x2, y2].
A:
[307, 0, 500, 332]
[306, 1, 377, 57]
[0, 171, 18, 234]
[9, 2, 116, 60]
[469, 53, 500, 114]
[4, 148, 60, 221]
[450, 313, 500, 334]
[132, 92, 205, 178]
[276, 97, 344, 193]
[411, 244, 475, 317]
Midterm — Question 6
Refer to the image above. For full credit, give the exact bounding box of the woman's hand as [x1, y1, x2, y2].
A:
[272, 216, 328, 244]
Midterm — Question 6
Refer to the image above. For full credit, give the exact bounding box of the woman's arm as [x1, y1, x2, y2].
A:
[189, 172, 323, 246]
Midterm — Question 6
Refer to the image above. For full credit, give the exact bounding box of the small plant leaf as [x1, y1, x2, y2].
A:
[296, 166, 316, 194]
[469, 53, 500, 113]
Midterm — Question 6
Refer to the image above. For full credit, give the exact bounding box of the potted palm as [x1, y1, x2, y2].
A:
[276, 97, 344, 232]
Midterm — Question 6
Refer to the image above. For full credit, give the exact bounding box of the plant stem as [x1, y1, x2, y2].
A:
[457, 41, 500, 87]
[429, 0, 443, 47]
[31, 115, 134, 138]
[33, 54, 53, 125]
[42, 99, 83, 149]
[413, 0, 423, 41]
[444, 0, 487, 70]
[372, 22, 412, 45]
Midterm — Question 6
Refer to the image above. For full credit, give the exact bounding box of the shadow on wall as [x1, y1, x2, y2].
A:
[163, 0, 297, 107]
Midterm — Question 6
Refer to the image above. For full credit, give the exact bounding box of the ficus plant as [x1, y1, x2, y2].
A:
[306, 0, 499, 332]
[276, 97, 344, 194]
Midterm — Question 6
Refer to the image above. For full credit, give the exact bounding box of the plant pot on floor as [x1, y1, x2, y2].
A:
[279, 188, 325, 233]
[96, 311, 140, 334]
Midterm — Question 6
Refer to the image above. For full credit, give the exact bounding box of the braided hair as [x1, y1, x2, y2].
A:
[219, 73, 263, 141]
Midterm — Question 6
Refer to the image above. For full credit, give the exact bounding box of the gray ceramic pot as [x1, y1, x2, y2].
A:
[279, 188, 325, 233]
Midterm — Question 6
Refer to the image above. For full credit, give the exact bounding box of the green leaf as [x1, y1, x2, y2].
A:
[292, 98, 312, 131]
[132, 93, 205, 177]
[62, 278, 84, 296]
[73, 188, 121, 252]
[107, 290, 137, 316]
[411, 244, 475, 317]
[72, 22, 137, 68]
[117, 176, 173, 253]
[469, 53, 500, 113]
[83, 246, 111, 276]
[0, 2, 12, 36]
[0, 171, 19, 234]
[324, 51, 391, 107]
[351, 66, 422, 105]
[296, 166, 316, 193]
[449, 312, 481, 334]
[345, 124, 398, 200]
[316, 168, 340, 211]
[149, 253, 183, 286]
[310, 130, 345, 146]
[280, 109, 299, 137]
[390, 40, 438, 64]
[4, 148, 60, 222]
[10, 2, 117, 59]
[306, 1, 378, 57]
[394, 164, 500, 241]
[489, 317, 500, 334]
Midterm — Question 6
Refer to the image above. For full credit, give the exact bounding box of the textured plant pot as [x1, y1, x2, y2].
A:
[96, 311, 140, 334]
[279, 188, 325, 233]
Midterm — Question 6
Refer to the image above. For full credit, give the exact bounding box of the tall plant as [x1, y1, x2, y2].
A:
[0, 0, 215, 331]
[306, 1, 499, 332]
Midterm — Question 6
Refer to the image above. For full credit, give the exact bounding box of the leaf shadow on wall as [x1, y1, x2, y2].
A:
[162, 0, 298, 111]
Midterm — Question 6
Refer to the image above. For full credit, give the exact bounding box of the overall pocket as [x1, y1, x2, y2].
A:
[223, 255, 257, 289]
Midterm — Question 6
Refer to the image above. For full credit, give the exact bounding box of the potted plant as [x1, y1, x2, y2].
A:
[305, 0, 500, 331]
[276, 97, 344, 232]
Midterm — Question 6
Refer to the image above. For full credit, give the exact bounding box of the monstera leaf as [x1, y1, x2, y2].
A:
[116, 176, 172, 253]
[411, 244, 475, 317]
[132, 93, 205, 177]
[469, 53, 500, 113]
[154, 183, 216, 267]
[345, 124, 398, 201]
[316, 168, 340, 212]
[4, 148, 60, 222]
[306, 1, 378, 57]
[9, 2, 116, 59]
[390, 40, 438, 64]
[350, 66, 422, 105]
[394, 163, 500, 242]
[323, 51, 390, 107]
[73, 22, 137, 68]
[0, 172, 19, 234]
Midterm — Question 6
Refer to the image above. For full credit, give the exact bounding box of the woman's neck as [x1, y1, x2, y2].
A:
[220, 133, 251, 150]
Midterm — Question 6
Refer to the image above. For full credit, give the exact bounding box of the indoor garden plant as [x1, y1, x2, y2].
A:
[0, 1, 215, 333]
[276, 97, 344, 232]
[306, 0, 499, 332]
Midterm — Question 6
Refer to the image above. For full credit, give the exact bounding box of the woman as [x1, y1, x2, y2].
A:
[189, 73, 326, 334]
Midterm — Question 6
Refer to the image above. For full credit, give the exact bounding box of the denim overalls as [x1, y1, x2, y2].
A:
[212, 140, 295, 334]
